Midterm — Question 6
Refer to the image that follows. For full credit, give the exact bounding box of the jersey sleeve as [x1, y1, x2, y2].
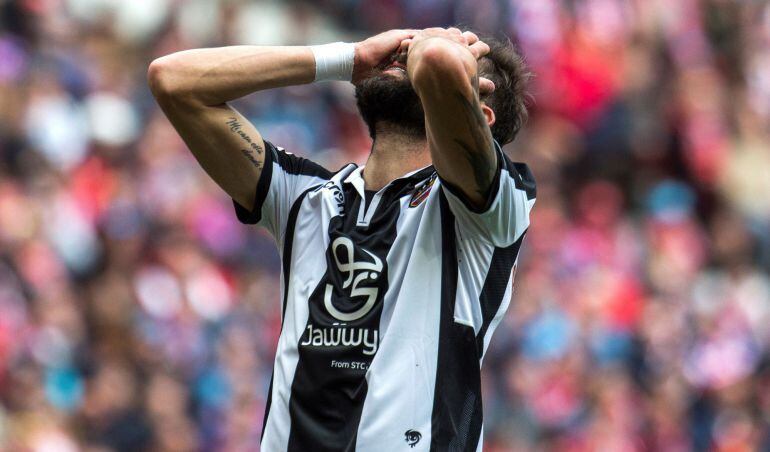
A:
[233, 140, 331, 241]
[439, 141, 536, 247]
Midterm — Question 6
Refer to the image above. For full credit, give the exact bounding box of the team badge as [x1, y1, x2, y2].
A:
[409, 174, 436, 208]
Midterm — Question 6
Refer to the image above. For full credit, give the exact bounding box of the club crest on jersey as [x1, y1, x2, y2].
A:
[409, 174, 436, 208]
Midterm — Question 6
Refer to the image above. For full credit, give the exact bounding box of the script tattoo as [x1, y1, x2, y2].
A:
[240, 149, 261, 168]
[451, 75, 495, 200]
[226, 117, 263, 169]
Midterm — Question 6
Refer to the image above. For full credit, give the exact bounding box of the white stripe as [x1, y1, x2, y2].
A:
[263, 160, 328, 244]
[354, 190, 443, 451]
[453, 226, 495, 332]
[358, 191, 382, 227]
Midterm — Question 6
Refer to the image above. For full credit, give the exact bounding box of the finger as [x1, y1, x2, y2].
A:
[445, 27, 465, 44]
[390, 29, 417, 41]
[398, 38, 412, 54]
[479, 77, 496, 95]
[462, 31, 479, 45]
[468, 40, 490, 59]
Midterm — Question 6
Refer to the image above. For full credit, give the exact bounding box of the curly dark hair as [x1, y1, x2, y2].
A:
[476, 35, 531, 144]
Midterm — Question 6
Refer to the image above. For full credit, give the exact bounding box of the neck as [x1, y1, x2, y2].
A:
[363, 125, 431, 191]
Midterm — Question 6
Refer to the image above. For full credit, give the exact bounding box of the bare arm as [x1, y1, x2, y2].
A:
[407, 28, 496, 209]
[148, 30, 416, 210]
[147, 46, 315, 210]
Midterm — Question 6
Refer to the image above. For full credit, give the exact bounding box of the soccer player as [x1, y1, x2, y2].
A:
[148, 27, 535, 452]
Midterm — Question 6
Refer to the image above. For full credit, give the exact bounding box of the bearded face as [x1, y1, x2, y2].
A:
[354, 55, 426, 139]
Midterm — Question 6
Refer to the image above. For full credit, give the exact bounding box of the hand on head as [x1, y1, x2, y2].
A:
[353, 27, 496, 95]
[352, 29, 418, 84]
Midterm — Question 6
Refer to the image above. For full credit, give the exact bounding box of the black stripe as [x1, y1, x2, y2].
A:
[430, 191, 484, 452]
[475, 232, 526, 359]
[286, 183, 401, 452]
[260, 373, 274, 442]
[509, 162, 536, 200]
[269, 140, 333, 178]
[495, 140, 536, 201]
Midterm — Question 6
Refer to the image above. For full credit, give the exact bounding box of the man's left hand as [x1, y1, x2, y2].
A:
[401, 27, 495, 95]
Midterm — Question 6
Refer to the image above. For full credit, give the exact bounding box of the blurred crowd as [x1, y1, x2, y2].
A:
[1, 0, 770, 450]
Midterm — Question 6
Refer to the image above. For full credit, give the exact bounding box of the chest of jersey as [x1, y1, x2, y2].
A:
[285, 173, 440, 335]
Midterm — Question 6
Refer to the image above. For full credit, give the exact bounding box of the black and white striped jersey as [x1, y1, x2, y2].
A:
[233, 139, 536, 452]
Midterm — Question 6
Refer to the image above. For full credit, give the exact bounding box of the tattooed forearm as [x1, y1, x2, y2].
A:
[454, 136, 494, 198]
[226, 117, 263, 155]
[451, 83, 496, 199]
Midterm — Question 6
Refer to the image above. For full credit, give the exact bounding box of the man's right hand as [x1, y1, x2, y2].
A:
[352, 29, 417, 85]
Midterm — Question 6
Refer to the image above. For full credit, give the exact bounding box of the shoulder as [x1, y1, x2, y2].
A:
[497, 144, 536, 201]
[265, 140, 334, 179]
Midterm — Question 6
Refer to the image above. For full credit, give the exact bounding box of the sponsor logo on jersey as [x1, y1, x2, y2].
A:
[324, 236, 382, 322]
[301, 233, 387, 358]
[300, 323, 378, 355]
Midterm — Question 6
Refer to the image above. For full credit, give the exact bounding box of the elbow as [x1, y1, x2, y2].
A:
[147, 56, 193, 104]
[410, 40, 476, 93]
[147, 57, 173, 98]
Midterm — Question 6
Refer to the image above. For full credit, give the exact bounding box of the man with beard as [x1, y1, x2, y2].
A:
[148, 27, 535, 452]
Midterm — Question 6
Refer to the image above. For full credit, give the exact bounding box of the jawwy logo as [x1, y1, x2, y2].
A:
[324, 237, 382, 321]
[404, 430, 421, 448]
[301, 233, 387, 357]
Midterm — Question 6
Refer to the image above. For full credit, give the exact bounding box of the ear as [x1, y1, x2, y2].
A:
[481, 103, 496, 129]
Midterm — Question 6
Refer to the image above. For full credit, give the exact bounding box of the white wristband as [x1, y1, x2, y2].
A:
[310, 42, 356, 82]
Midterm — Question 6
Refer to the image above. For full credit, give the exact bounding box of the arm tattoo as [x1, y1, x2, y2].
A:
[451, 75, 495, 199]
[226, 117, 263, 169]
[240, 149, 262, 168]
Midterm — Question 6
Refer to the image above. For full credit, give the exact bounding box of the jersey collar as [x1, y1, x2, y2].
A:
[342, 165, 435, 198]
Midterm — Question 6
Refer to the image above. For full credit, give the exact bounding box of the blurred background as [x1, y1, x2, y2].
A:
[1, 0, 770, 450]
